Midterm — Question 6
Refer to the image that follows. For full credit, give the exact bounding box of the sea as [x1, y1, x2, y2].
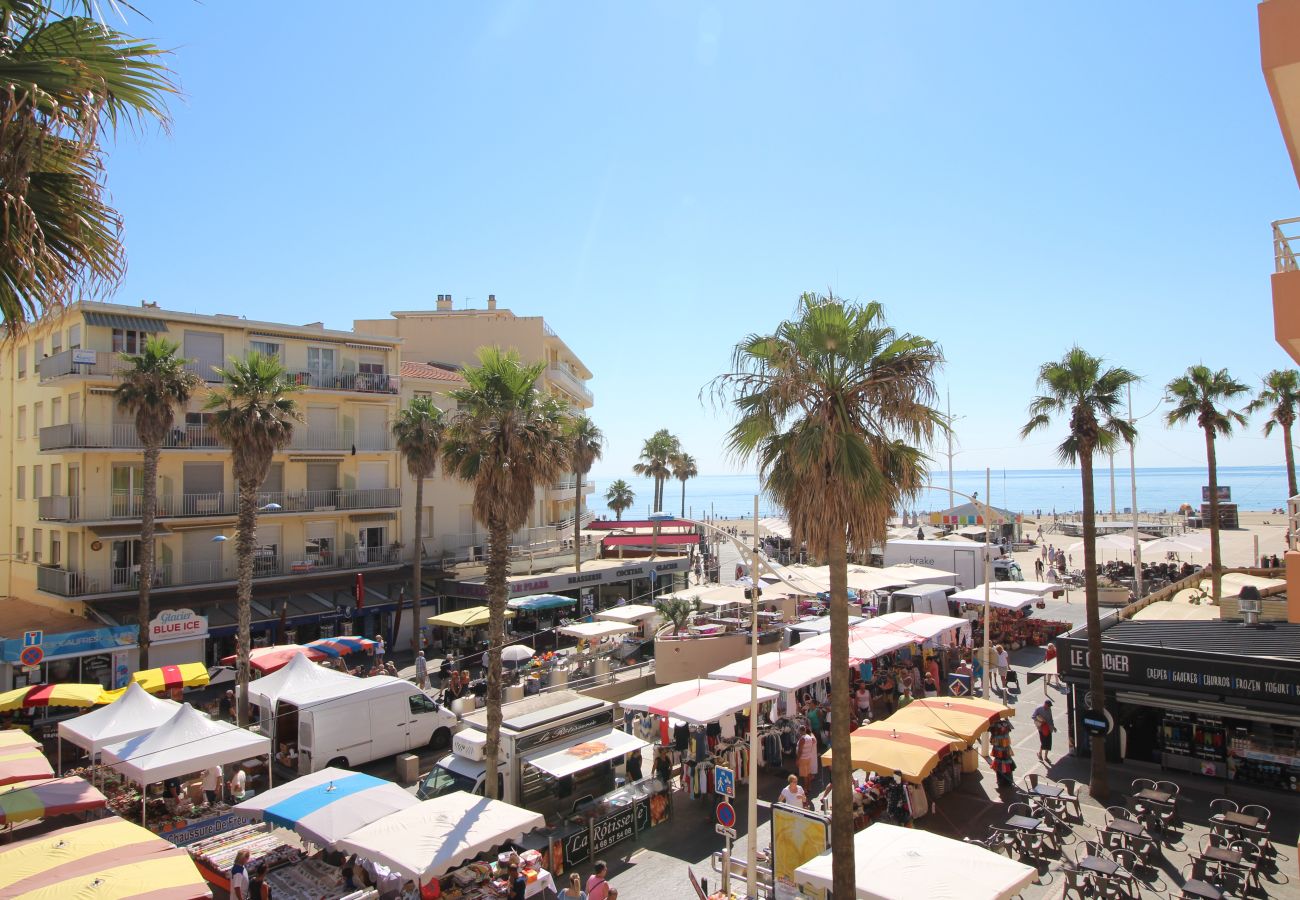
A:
[590, 466, 1292, 520]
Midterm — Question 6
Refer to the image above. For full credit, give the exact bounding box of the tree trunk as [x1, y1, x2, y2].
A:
[235, 478, 258, 727]
[1205, 427, 1222, 601]
[680, 478, 686, 519]
[1284, 420, 1297, 506]
[411, 474, 424, 656]
[483, 517, 510, 800]
[1080, 450, 1109, 801]
[574, 470, 584, 573]
[827, 536, 855, 900]
[137, 443, 160, 669]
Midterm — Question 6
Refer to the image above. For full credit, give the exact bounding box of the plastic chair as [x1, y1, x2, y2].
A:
[987, 827, 1021, 858]
[1208, 798, 1237, 818]
[1106, 805, 1134, 823]
[1023, 773, 1043, 791]
[1081, 839, 1111, 861]
[1038, 805, 1077, 847]
[1154, 779, 1180, 799]
[1007, 801, 1036, 819]
[1055, 777, 1084, 820]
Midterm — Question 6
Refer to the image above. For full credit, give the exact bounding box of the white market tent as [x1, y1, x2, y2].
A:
[595, 604, 659, 622]
[868, 611, 970, 644]
[555, 621, 637, 640]
[987, 580, 1065, 596]
[794, 823, 1036, 900]
[336, 791, 544, 883]
[949, 587, 1037, 611]
[58, 682, 180, 762]
[621, 678, 778, 725]
[1067, 533, 1148, 554]
[797, 628, 917, 663]
[664, 583, 752, 605]
[101, 704, 270, 788]
[233, 766, 417, 846]
[709, 651, 832, 692]
[246, 652, 356, 717]
[524, 729, 650, 779]
[778, 565, 915, 593]
[876, 563, 959, 585]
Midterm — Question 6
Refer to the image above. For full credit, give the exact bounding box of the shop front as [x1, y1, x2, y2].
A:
[442, 556, 692, 613]
[0, 622, 138, 698]
[145, 609, 209, 669]
[1056, 619, 1300, 790]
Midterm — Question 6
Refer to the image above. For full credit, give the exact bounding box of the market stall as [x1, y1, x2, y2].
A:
[0, 729, 39, 750]
[889, 697, 1012, 743]
[130, 662, 211, 694]
[0, 816, 212, 900]
[0, 775, 107, 825]
[233, 767, 417, 846]
[0, 742, 54, 786]
[708, 651, 831, 693]
[58, 681, 180, 773]
[428, 606, 515, 628]
[245, 651, 355, 734]
[621, 678, 778, 726]
[793, 822, 1036, 900]
[950, 587, 1037, 612]
[0, 681, 113, 712]
[595, 604, 660, 639]
[185, 821, 304, 891]
[220, 644, 317, 675]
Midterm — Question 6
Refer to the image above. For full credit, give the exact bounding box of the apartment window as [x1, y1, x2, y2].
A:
[359, 361, 385, 375]
[50, 331, 62, 355]
[15, 528, 24, 559]
[50, 464, 61, 496]
[414, 390, 432, 401]
[16, 406, 25, 440]
[33, 466, 43, 499]
[15, 467, 24, 500]
[32, 528, 42, 563]
[249, 339, 283, 361]
[50, 397, 61, 426]
[307, 346, 335, 377]
[33, 402, 42, 429]
[68, 324, 81, 350]
[33, 337, 42, 359]
[16, 347, 25, 379]
[49, 532, 61, 567]
[111, 328, 142, 354]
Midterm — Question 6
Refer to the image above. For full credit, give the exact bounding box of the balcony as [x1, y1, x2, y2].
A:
[1273, 218, 1300, 364]
[39, 423, 391, 453]
[548, 477, 596, 500]
[37, 348, 127, 383]
[288, 428, 393, 452]
[546, 364, 593, 406]
[36, 488, 400, 523]
[287, 370, 399, 395]
[35, 546, 401, 598]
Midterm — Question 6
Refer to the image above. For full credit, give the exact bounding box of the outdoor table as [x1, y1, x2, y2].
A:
[1030, 783, 1064, 799]
[1134, 788, 1172, 804]
[1080, 855, 1119, 876]
[1005, 815, 1043, 831]
[1180, 879, 1224, 900]
[1105, 818, 1146, 837]
[1217, 811, 1261, 829]
[1200, 846, 1243, 866]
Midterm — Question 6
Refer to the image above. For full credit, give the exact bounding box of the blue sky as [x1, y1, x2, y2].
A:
[102, 2, 1297, 478]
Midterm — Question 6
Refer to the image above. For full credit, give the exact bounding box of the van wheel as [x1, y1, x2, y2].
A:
[430, 728, 451, 751]
[327, 756, 350, 770]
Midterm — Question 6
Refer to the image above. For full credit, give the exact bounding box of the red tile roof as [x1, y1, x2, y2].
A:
[400, 361, 464, 382]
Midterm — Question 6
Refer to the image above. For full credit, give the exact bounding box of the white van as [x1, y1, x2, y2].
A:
[278, 675, 459, 773]
[881, 585, 956, 616]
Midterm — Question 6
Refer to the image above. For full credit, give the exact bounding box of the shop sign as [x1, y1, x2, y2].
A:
[0, 625, 137, 663]
[1058, 641, 1300, 701]
[71, 349, 97, 365]
[634, 796, 651, 832]
[148, 609, 209, 644]
[590, 805, 636, 855]
[1083, 711, 1110, 735]
[157, 812, 244, 847]
[563, 827, 590, 865]
[515, 711, 615, 753]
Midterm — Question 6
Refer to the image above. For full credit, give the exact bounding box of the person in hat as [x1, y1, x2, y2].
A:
[1032, 699, 1056, 764]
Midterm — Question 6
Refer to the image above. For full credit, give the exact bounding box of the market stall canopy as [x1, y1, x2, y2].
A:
[987, 580, 1065, 596]
[58, 682, 181, 756]
[0, 816, 211, 900]
[428, 606, 515, 628]
[336, 791, 545, 883]
[555, 621, 637, 640]
[889, 697, 1011, 743]
[0, 745, 54, 787]
[0, 682, 112, 712]
[876, 563, 959, 583]
[246, 652, 357, 710]
[220, 644, 313, 675]
[709, 652, 832, 693]
[101, 704, 270, 787]
[854, 721, 966, 752]
[508, 594, 578, 611]
[524, 729, 650, 779]
[949, 587, 1037, 611]
[664, 583, 752, 605]
[788, 616, 864, 636]
[820, 731, 947, 784]
[0, 775, 107, 825]
[130, 662, 210, 694]
[866, 612, 970, 644]
[276, 674, 408, 710]
[302, 635, 377, 658]
[796, 628, 916, 663]
[595, 604, 659, 622]
[0, 730, 40, 750]
[1067, 533, 1148, 554]
[793, 822, 1036, 900]
[233, 767, 417, 847]
[620, 678, 778, 725]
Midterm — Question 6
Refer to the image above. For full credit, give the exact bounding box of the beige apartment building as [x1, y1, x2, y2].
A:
[0, 300, 410, 665]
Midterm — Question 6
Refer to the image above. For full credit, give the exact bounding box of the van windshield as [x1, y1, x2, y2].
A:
[421, 765, 476, 799]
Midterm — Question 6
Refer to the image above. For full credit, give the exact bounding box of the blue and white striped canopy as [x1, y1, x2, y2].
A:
[507, 593, 577, 611]
[233, 767, 417, 846]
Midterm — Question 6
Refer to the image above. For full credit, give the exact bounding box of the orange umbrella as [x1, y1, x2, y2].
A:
[854, 720, 966, 751]
[129, 663, 210, 694]
[219, 645, 315, 674]
[821, 730, 949, 784]
[890, 697, 1012, 742]
[0, 683, 111, 713]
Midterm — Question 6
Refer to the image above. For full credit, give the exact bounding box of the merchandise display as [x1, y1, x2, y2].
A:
[187, 822, 302, 886]
[265, 857, 378, 900]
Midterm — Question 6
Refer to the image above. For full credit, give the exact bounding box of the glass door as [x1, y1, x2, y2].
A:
[111, 464, 144, 518]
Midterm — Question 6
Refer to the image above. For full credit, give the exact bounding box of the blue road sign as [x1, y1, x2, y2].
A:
[714, 765, 735, 798]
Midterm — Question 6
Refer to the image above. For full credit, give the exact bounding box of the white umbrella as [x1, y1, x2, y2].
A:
[1066, 533, 1147, 554]
[501, 646, 535, 667]
[1142, 534, 1211, 554]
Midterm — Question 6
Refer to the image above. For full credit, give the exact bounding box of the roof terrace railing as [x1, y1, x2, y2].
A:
[1274, 216, 1300, 273]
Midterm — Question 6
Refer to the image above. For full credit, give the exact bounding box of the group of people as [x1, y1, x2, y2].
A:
[1036, 543, 1070, 579]
[557, 861, 617, 900]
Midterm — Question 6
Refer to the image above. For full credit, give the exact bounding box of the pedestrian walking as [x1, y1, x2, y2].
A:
[415, 651, 428, 689]
[995, 645, 1009, 693]
[586, 862, 610, 900]
[797, 725, 819, 794]
[778, 773, 807, 808]
[1032, 699, 1056, 764]
[374, 635, 386, 665]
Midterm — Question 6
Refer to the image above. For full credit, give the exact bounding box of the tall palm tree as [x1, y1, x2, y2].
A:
[113, 336, 200, 668]
[393, 396, 446, 655]
[604, 479, 635, 520]
[1022, 347, 1138, 801]
[442, 348, 571, 798]
[568, 416, 603, 572]
[670, 451, 698, 518]
[206, 352, 301, 726]
[714, 293, 942, 900]
[1, 2, 176, 331]
[633, 429, 678, 512]
[1246, 369, 1300, 501]
[1166, 365, 1249, 601]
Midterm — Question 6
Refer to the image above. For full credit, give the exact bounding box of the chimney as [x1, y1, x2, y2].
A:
[1239, 585, 1261, 627]
[436, 294, 452, 311]
[487, 294, 497, 310]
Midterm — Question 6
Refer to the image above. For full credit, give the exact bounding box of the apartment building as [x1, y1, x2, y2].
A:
[0, 301, 408, 663]
[1264, 0, 1300, 362]
[357, 294, 597, 547]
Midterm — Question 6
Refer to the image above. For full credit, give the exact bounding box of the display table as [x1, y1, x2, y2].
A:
[265, 857, 378, 900]
[441, 861, 556, 899]
[562, 777, 671, 866]
[186, 822, 302, 890]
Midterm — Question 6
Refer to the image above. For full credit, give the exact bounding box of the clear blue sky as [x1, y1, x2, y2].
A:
[102, 2, 1297, 479]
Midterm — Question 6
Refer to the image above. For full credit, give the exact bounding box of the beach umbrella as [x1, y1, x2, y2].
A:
[0, 683, 111, 713]
[507, 594, 577, 612]
[0, 745, 54, 787]
[1066, 533, 1147, 554]
[219, 645, 312, 675]
[1143, 534, 1211, 555]
[500, 646, 535, 668]
[0, 776, 107, 825]
[302, 636, 377, 658]
[821, 731, 949, 784]
[891, 697, 1012, 743]
[427, 606, 515, 628]
[233, 767, 417, 846]
[128, 662, 211, 694]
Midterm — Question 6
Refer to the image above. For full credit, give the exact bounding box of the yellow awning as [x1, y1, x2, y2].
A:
[888, 697, 1012, 743]
[428, 606, 515, 628]
[821, 732, 946, 784]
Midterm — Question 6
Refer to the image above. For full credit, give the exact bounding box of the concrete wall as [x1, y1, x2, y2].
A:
[654, 632, 751, 684]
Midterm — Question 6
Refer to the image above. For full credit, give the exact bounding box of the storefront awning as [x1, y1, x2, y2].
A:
[555, 621, 636, 640]
[524, 728, 650, 779]
[601, 533, 699, 547]
[88, 523, 173, 539]
[83, 312, 169, 332]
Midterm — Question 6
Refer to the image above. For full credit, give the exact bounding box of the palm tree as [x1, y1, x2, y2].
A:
[653, 596, 693, 635]
[1246, 369, 1300, 500]
[206, 352, 302, 726]
[604, 480, 635, 520]
[670, 451, 698, 518]
[1, 2, 176, 331]
[568, 416, 604, 572]
[633, 429, 678, 512]
[1166, 365, 1249, 601]
[1022, 347, 1138, 801]
[714, 292, 942, 900]
[113, 336, 200, 668]
[393, 396, 447, 655]
[442, 348, 571, 799]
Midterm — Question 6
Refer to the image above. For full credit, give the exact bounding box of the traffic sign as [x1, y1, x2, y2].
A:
[22, 630, 42, 647]
[715, 824, 737, 840]
[714, 765, 735, 798]
[19, 645, 44, 667]
[716, 800, 736, 829]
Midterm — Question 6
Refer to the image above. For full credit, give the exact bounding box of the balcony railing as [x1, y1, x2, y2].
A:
[36, 546, 400, 597]
[1274, 217, 1300, 274]
[287, 370, 399, 394]
[289, 428, 393, 452]
[39, 423, 390, 453]
[546, 364, 594, 405]
[37, 348, 127, 382]
[551, 477, 596, 493]
[36, 487, 399, 522]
